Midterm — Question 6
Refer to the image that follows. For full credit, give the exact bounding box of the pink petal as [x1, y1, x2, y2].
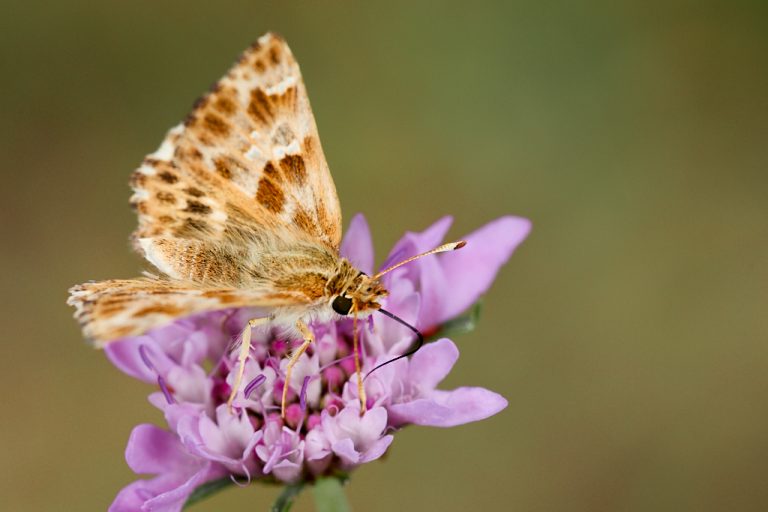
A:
[109, 474, 179, 512]
[105, 337, 158, 383]
[413, 256, 447, 329]
[340, 213, 375, 275]
[272, 459, 303, 483]
[359, 435, 393, 463]
[437, 216, 530, 323]
[125, 424, 194, 475]
[331, 438, 360, 465]
[304, 429, 330, 461]
[387, 398, 451, 427]
[143, 462, 224, 512]
[381, 216, 453, 272]
[407, 338, 459, 390]
[110, 462, 224, 512]
[376, 290, 421, 355]
[358, 405, 388, 437]
[388, 387, 507, 427]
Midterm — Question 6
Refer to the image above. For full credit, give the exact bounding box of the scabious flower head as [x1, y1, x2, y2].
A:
[106, 214, 530, 512]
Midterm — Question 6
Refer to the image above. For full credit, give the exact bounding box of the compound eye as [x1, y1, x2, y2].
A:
[331, 295, 354, 315]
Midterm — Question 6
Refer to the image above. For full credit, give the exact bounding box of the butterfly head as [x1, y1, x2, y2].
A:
[329, 270, 387, 317]
[328, 240, 467, 318]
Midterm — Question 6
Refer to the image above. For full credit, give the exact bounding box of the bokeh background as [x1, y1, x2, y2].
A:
[2, 1, 767, 510]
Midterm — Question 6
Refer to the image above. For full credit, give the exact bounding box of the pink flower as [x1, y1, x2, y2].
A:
[315, 401, 393, 468]
[255, 420, 305, 483]
[104, 214, 530, 511]
[110, 424, 225, 512]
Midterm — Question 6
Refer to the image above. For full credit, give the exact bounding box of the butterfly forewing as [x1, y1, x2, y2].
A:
[130, 32, 342, 257]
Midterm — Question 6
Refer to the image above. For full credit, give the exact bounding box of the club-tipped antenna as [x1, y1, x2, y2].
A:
[364, 308, 424, 380]
[372, 240, 467, 280]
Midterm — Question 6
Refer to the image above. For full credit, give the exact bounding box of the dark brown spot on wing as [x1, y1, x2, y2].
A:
[171, 143, 204, 161]
[184, 200, 212, 215]
[302, 135, 315, 156]
[175, 218, 211, 237]
[201, 291, 243, 304]
[269, 46, 280, 65]
[213, 96, 236, 115]
[158, 171, 178, 184]
[263, 162, 281, 181]
[256, 177, 284, 213]
[97, 303, 130, 316]
[184, 187, 205, 198]
[134, 305, 184, 317]
[197, 134, 214, 147]
[213, 157, 232, 179]
[279, 154, 307, 184]
[202, 113, 231, 137]
[130, 171, 147, 188]
[192, 94, 210, 111]
[156, 191, 176, 204]
[247, 39, 262, 54]
[248, 89, 273, 124]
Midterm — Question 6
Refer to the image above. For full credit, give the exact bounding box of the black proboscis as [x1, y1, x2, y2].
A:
[364, 308, 424, 380]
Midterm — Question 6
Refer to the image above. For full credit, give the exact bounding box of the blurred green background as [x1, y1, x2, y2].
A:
[2, 1, 767, 510]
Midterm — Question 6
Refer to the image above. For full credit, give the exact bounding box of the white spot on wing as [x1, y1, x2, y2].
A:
[245, 145, 262, 160]
[137, 164, 156, 176]
[150, 124, 183, 161]
[273, 139, 300, 159]
[210, 209, 227, 223]
[131, 189, 149, 201]
[266, 76, 297, 95]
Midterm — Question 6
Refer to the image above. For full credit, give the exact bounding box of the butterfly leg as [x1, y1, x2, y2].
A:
[352, 313, 367, 415]
[227, 316, 271, 414]
[281, 319, 315, 418]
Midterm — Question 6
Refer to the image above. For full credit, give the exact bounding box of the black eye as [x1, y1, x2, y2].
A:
[332, 295, 353, 315]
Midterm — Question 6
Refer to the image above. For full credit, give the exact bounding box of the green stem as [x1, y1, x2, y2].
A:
[313, 477, 351, 512]
[183, 477, 233, 509]
[271, 481, 306, 512]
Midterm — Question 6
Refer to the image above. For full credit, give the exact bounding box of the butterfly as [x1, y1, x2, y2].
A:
[67, 33, 464, 417]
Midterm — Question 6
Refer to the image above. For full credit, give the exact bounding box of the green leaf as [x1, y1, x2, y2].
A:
[183, 477, 234, 510]
[271, 482, 306, 512]
[429, 300, 483, 341]
[313, 477, 351, 512]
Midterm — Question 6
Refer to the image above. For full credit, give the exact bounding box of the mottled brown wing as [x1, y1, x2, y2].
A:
[68, 278, 309, 346]
[130, 33, 342, 262]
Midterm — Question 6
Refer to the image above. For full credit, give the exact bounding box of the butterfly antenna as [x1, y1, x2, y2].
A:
[364, 308, 424, 380]
[372, 240, 467, 280]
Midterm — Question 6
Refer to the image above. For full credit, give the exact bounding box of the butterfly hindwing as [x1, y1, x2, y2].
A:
[67, 278, 310, 345]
